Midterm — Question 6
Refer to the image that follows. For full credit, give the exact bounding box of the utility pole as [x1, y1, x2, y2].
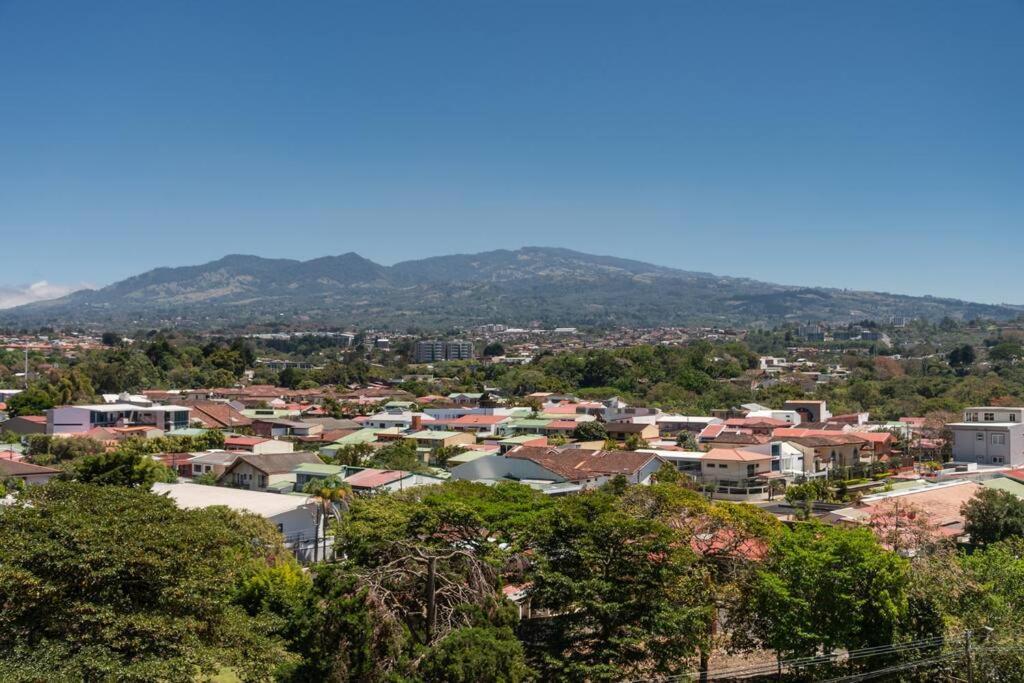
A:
[23, 348, 28, 388]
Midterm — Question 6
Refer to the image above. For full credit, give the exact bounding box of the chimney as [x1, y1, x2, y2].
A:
[411, 414, 423, 431]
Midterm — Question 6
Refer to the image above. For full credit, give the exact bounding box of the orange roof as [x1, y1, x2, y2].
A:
[701, 447, 773, 462]
[850, 431, 895, 444]
[542, 404, 582, 415]
[772, 427, 819, 438]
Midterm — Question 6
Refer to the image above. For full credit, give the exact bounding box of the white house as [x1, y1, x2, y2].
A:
[46, 403, 191, 435]
[152, 481, 320, 542]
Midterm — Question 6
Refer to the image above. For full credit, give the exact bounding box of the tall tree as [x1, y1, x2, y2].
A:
[0, 482, 290, 680]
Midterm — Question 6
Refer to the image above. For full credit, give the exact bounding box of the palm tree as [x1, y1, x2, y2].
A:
[302, 476, 352, 563]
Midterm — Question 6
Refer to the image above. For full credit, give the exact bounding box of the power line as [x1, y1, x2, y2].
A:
[624, 632, 964, 683]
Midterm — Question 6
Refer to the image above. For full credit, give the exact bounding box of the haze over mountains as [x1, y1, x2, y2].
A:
[3, 247, 1019, 329]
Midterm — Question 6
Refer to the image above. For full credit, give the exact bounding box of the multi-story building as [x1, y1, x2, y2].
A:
[413, 340, 474, 363]
[949, 407, 1024, 467]
[46, 403, 191, 435]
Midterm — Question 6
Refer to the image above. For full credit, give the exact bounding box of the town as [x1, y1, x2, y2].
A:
[2, 317, 1024, 679]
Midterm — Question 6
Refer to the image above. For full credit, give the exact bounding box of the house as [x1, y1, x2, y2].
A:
[655, 415, 722, 436]
[153, 451, 196, 477]
[948, 407, 1024, 467]
[497, 434, 549, 454]
[0, 415, 47, 436]
[186, 450, 239, 479]
[46, 403, 191, 435]
[251, 418, 324, 439]
[304, 417, 363, 431]
[152, 481, 321, 545]
[696, 448, 777, 501]
[435, 414, 511, 437]
[850, 431, 896, 458]
[452, 447, 664, 493]
[605, 422, 660, 443]
[0, 459, 61, 484]
[784, 434, 869, 474]
[724, 417, 789, 436]
[223, 435, 295, 455]
[782, 400, 831, 424]
[341, 467, 446, 493]
[181, 400, 253, 430]
[447, 392, 483, 406]
[293, 462, 346, 490]
[361, 410, 435, 431]
[219, 451, 323, 491]
[826, 480, 984, 551]
[408, 429, 476, 452]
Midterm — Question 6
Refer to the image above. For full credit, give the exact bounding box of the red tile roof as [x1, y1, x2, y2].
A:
[344, 468, 408, 488]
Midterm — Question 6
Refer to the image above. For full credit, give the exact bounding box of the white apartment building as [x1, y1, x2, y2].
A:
[949, 407, 1024, 467]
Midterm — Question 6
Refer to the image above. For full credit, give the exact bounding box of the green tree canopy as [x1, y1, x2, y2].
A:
[735, 523, 909, 658]
[0, 482, 290, 681]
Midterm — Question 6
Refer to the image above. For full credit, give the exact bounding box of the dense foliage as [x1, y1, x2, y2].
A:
[0, 482, 292, 681]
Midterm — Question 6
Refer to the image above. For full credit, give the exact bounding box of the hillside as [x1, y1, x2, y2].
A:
[2, 247, 1019, 329]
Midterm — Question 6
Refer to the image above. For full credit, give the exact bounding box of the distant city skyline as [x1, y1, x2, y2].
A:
[2, 1, 1022, 306]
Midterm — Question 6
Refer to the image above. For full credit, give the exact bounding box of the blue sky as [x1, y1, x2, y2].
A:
[1, 1, 1022, 306]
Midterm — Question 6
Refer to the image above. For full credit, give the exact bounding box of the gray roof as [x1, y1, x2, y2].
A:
[224, 451, 323, 475]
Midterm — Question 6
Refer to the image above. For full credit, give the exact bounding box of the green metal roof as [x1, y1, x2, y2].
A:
[294, 463, 345, 476]
[509, 419, 552, 428]
[447, 450, 490, 465]
[330, 428, 390, 445]
[499, 434, 547, 444]
[167, 427, 211, 437]
[982, 477, 1024, 498]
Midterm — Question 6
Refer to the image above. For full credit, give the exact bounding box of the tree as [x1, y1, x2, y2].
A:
[482, 342, 506, 358]
[420, 627, 531, 683]
[624, 433, 648, 451]
[962, 487, 1024, 546]
[368, 439, 429, 473]
[100, 331, 122, 347]
[735, 523, 909, 659]
[522, 490, 711, 680]
[25, 435, 105, 464]
[74, 450, 177, 489]
[303, 476, 352, 562]
[676, 430, 700, 450]
[948, 344, 976, 368]
[325, 442, 375, 467]
[432, 444, 467, 467]
[6, 385, 56, 416]
[0, 482, 290, 680]
[571, 420, 607, 442]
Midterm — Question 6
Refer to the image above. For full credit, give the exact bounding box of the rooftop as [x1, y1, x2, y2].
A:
[153, 482, 313, 517]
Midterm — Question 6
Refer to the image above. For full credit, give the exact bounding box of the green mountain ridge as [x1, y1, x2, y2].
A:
[3, 247, 1019, 329]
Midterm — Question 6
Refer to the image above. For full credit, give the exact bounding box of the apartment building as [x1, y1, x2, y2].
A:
[413, 340, 474, 363]
[950, 407, 1024, 467]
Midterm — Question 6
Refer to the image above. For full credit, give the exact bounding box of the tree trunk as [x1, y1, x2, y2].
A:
[425, 556, 437, 643]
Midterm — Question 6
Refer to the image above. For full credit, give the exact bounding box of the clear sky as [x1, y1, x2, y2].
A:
[1, 1, 1022, 307]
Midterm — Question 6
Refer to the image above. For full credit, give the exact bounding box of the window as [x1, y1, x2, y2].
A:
[978, 433, 985, 441]
[718, 463, 728, 469]
[985, 413, 995, 422]
[1013, 414, 1018, 422]
[993, 434, 1007, 445]
[994, 456, 1005, 464]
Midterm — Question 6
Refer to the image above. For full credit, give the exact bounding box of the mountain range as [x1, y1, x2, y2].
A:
[2, 247, 1019, 330]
